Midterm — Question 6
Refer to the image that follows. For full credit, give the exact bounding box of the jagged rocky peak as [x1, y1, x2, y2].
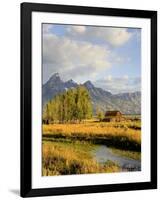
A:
[49, 72, 60, 80]
[83, 80, 94, 88]
[42, 73, 141, 114]
[66, 79, 76, 84]
[48, 73, 62, 84]
[68, 79, 74, 82]
[65, 79, 78, 87]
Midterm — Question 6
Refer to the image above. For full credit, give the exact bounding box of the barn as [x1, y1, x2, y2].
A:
[102, 111, 124, 122]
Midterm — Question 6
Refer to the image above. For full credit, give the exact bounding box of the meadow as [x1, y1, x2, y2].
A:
[43, 119, 141, 150]
[42, 119, 141, 176]
[42, 140, 120, 176]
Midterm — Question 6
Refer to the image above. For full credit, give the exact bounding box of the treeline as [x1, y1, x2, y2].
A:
[43, 86, 92, 124]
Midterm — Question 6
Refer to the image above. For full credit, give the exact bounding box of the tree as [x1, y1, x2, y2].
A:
[97, 108, 104, 121]
[42, 86, 93, 124]
[43, 101, 52, 124]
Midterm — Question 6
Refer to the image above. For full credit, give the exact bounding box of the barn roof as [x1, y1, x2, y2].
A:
[105, 110, 122, 116]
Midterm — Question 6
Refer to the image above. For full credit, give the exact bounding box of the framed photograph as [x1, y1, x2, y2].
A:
[21, 2, 157, 197]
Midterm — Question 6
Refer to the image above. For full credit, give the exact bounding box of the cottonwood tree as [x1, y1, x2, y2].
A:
[43, 86, 92, 123]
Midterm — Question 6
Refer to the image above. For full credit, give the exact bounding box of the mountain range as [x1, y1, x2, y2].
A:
[43, 73, 141, 114]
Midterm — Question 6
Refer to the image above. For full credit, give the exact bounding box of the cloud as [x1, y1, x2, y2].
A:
[107, 75, 112, 81]
[109, 53, 131, 65]
[123, 75, 129, 80]
[43, 24, 54, 34]
[67, 26, 132, 46]
[43, 33, 111, 83]
[94, 76, 141, 94]
[67, 26, 86, 34]
[42, 24, 139, 90]
[100, 27, 132, 46]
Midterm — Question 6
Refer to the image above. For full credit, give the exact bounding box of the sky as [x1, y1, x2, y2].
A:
[42, 23, 141, 94]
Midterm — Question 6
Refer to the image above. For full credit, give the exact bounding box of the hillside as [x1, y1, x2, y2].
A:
[43, 73, 141, 114]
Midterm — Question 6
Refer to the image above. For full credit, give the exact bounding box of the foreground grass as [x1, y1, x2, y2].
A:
[42, 141, 120, 176]
[43, 120, 141, 151]
[111, 148, 141, 160]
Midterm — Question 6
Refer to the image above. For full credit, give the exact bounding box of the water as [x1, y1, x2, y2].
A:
[92, 145, 141, 171]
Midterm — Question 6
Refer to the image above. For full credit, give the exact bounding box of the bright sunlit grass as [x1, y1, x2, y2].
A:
[43, 120, 141, 150]
[42, 119, 141, 176]
[42, 141, 120, 176]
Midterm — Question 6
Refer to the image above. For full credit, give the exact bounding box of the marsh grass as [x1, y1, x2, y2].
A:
[111, 148, 141, 160]
[43, 120, 141, 151]
[42, 141, 120, 176]
[42, 119, 141, 176]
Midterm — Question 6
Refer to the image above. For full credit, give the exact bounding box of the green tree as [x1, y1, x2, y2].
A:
[97, 108, 104, 121]
[43, 101, 52, 124]
[43, 86, 93, 123]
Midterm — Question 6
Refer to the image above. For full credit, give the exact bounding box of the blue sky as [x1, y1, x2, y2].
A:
[42, 24, 141, 94]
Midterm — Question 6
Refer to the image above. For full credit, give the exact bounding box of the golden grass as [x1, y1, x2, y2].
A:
[42, 120, 141, 175]
[43, 120, 141, 151]
[43, 123, 141, 142]
[111, 148, 141, 160]
[42, 141, 120, 176]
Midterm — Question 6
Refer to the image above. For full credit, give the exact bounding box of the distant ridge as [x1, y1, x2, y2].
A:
[43, 73, 141, 114]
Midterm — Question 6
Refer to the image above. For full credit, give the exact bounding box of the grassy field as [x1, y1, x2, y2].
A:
[42, 140, 120, 176]
[110, 148, 141, 160]
[43, 119, 141, 151]
[42, 119, 141, 176]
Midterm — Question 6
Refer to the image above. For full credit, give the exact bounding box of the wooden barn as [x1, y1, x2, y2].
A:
[103, 111, 124, 122]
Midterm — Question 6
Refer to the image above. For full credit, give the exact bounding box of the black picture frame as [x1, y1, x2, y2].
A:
[21, 2, 157, 197]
